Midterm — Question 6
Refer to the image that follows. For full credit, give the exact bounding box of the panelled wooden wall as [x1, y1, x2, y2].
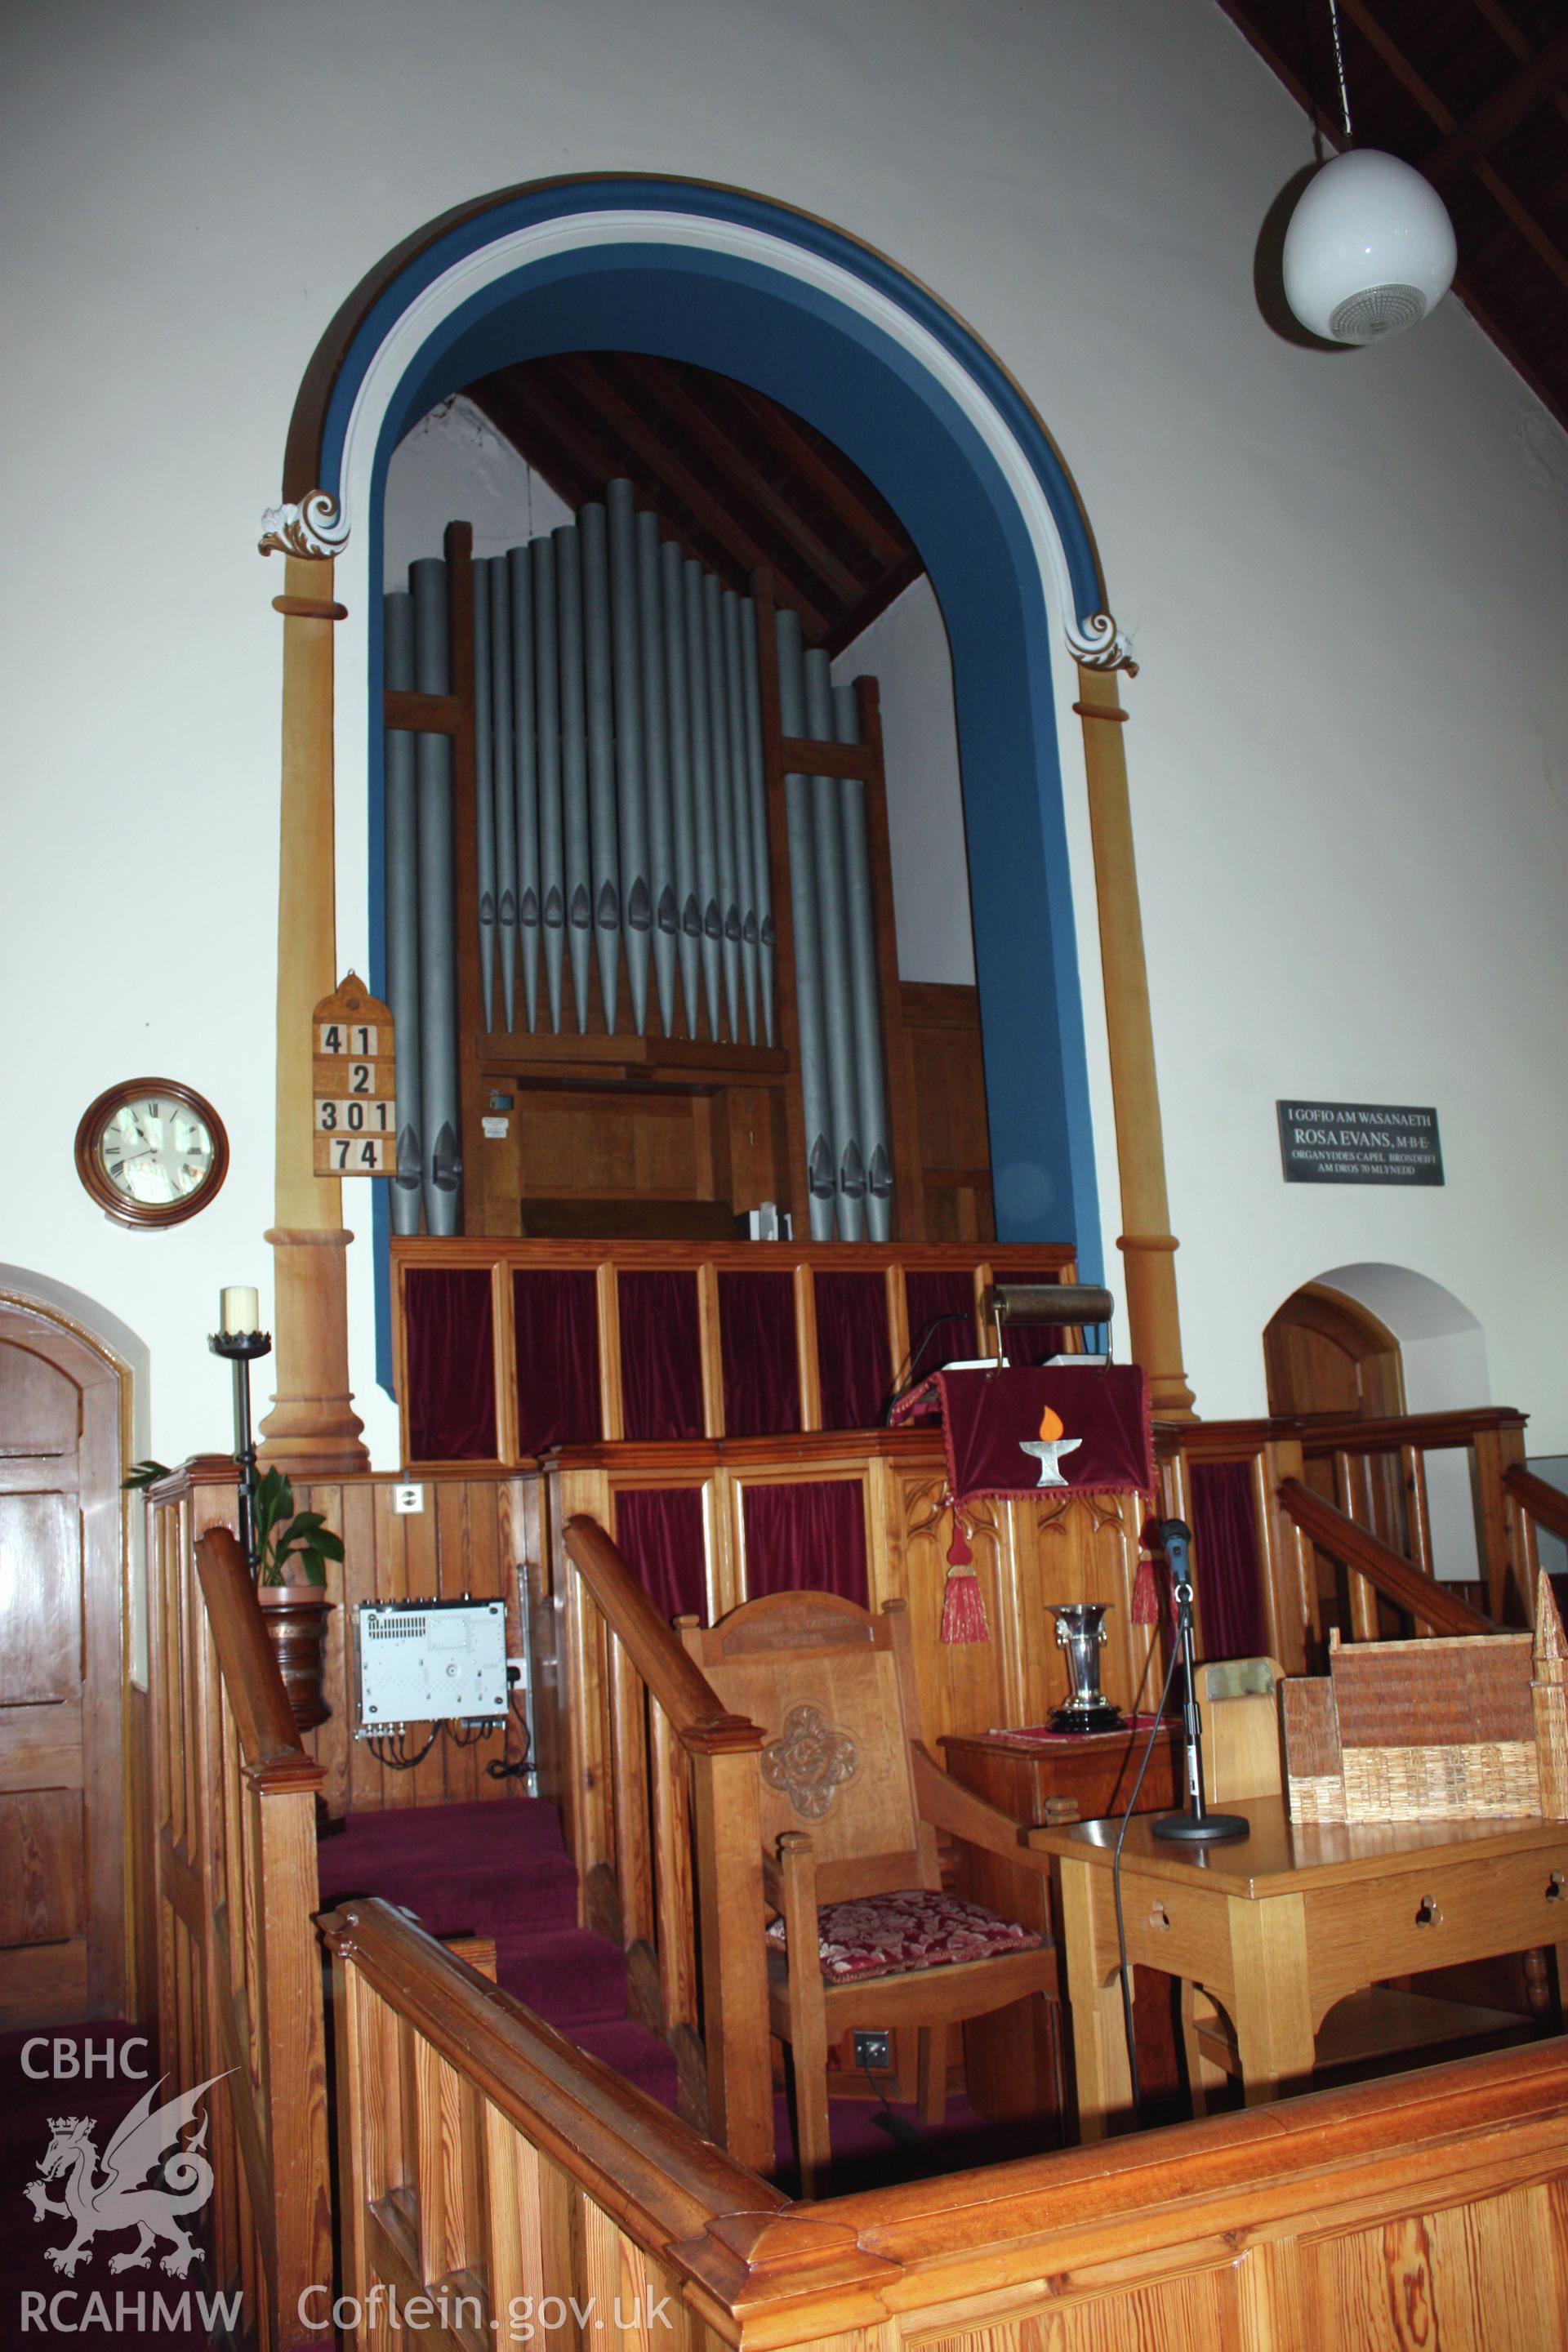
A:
[538, 1430, 1156, 1815]
[292, 1472, 538, 1816]
[392, 1236, 1080, 1468]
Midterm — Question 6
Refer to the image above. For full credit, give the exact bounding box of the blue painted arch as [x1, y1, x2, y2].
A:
[329, 180, 1108, 1291]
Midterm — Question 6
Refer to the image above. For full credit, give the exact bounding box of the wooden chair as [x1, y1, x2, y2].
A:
[1183, 1656, 1526, 2114]
[680, 1589, 1060, 2193]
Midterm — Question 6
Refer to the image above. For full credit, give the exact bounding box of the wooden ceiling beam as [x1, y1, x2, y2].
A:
[1336, 1, 1568, 292]
[1422, 22, 1568, 184]
[726, 383, 907, 567]
[631, 355, 871, 608]
[821, 548, 927, 662]
[549, 353, 834, 637]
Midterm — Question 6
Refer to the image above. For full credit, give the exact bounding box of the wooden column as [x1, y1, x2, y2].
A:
[261, 555, 368, 1473]
[1075, 667, 1196, 1420]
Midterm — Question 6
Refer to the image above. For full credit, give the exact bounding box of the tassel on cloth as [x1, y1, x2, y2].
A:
[1132, 1545, 1162, 1627]
[941, 1501, 989, 1644]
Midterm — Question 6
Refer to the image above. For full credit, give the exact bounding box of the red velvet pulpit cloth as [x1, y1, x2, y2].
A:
[890, 1365, 1155, 1644]
[890, 1364, 1154, 1505]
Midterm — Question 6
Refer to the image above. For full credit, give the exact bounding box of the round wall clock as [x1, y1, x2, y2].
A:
[74, 1079, 229, 1229]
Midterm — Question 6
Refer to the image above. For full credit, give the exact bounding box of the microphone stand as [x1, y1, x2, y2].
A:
[1151, 1518, 1249, 1845]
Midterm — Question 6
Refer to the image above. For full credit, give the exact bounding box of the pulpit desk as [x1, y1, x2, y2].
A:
[940, 1720, 1182, 2126]
[1030, 1795, 1568, 2139]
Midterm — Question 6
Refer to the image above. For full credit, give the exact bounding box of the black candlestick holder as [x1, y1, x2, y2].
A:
[209, 1329, 273, 1579]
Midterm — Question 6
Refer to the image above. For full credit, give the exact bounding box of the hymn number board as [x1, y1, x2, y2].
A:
[314, 977, 396, 1176]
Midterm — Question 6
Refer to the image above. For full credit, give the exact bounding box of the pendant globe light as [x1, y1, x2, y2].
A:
[1281, 0, 1457, 345]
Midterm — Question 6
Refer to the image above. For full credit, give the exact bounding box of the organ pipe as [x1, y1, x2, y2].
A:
[703, 573, 744, 1044]
[683, 559, 725, 1042]
[661, 539, 702, 1039]
[739, 598, 775, 1045]
[472, 563, 497, 1031]
[608, 480, 651, 1036]
[531, 534, 565, 1034]
[776, 608, 836, 1238]
[555, 523, 594, 1033]
[507, 543, 539, 1031]
[489, 556, 518, 1031]
[386, 481, 901, 1240]
[580, 502, 622, 1031]
[834, 680, 893, 1241]
[382, 590, 423, 1236]
[804, 647, 864, 1241]
[409, 557, 461, 1236]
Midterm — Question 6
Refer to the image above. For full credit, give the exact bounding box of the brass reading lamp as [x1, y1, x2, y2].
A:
[982, 1283, 1114, 1370]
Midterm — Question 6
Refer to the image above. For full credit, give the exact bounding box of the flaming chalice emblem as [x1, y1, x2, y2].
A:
[1019, 1404, 1081, 1488]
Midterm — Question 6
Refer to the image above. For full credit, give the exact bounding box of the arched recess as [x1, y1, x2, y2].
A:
[261, 176, 1193, 1468]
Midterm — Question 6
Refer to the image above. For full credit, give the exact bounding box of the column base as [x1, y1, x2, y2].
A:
[258, 1226, 370, 1477]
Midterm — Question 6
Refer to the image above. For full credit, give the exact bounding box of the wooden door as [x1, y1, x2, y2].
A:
[1264, 1281, 1405, 1628]
[0, 1303, 125, 2027]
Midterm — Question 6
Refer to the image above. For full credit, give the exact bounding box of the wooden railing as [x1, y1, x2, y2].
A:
[558, 1514, 773, 2172]
[322, 1895, 1568, 2352]
[1160, 1407, 1542, 1669]
[391, 1236, 1080, 1467]
[1278, 1479, 1495, 1637]
[146, 1466, 332, 2349]
[1298, 1407, 1538, 1630]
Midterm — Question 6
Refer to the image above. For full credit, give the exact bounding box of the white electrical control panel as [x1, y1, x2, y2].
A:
[355, 1599, 508, 1734]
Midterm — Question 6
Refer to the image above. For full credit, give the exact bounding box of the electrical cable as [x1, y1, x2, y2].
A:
[878, 1313, 978, 1425]
[1109, 1608, 1184, 2121]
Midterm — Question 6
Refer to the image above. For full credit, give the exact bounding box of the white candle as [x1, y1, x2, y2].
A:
[220, 1285, 259, 1336]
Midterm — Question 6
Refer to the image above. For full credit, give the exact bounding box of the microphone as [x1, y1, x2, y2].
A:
[1150, 1519, 1249, 1846]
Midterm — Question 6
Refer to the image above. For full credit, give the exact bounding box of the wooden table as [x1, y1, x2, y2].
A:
[1030, 1796, 1568, 2139]
[940, 1720, 1181, 2123]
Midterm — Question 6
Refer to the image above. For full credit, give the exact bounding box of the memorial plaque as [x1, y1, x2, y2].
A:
[1276, 1100, 1443, 1187]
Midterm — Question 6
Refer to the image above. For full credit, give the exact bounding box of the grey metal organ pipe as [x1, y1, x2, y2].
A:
[508, 543, 539, 1032]
[636, 511, 679, 1040]
[409, 556, 461, 1236]
[382, 589, 423, 1235]
[607, 481, 651, 1036]
[531, 534, 564, 1035]
[776, 609, 835, 1238]
[833, 681, 893, 1241]
[804, 647, 864, 1241]
[489, 555, 518, 1032]
[472, 562, 497, 1032]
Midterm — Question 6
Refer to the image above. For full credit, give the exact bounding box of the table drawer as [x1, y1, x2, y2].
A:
[1304, 1846, 1567, 2011]
[1091, 1873, 1236, 1992]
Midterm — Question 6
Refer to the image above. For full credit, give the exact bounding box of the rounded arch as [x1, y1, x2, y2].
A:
[270, 176, 1146, 1270]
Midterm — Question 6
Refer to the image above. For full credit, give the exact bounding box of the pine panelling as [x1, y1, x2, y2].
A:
[294, 1472, 534, 1814]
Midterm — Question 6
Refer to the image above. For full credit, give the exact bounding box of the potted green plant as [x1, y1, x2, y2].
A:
[125, 1459, 341, 1732]
[252, 1467, 342, 1732]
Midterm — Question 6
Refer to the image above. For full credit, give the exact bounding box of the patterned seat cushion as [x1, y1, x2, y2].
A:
[766, 1888, 1043, 1984]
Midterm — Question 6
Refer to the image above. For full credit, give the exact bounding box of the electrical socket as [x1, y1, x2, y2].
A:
[853, 2030, 891, 2073]
[392, 1484, 424, 1515]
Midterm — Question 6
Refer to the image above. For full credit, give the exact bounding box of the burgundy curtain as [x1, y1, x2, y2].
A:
[998, 1267, 1068, 1367]
[742, 1480, 868, 1607]
[719, 1270, 800, 1437]
[615, 1486, 707, 1623]
[1189, 1460, 1267, 1660]
[814, 1270, 891, 1431]
[512, 1269, 601, 1454]
[904, 1271, 978, 1380]
[618, 1270, 703, 1441]
[403, 1268, 497, 1460]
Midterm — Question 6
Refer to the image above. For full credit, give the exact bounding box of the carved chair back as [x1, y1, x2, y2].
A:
[680, 1591, 941, 1903]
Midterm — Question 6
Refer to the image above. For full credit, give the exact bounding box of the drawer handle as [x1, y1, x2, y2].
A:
[1148, 1900, 1172, 1931]
[1548, 1872, 1566, 1904]
[1414, 1895, 1444, 1928]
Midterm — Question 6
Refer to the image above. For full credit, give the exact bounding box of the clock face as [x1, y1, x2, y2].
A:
[74, 1079, 229, 1227]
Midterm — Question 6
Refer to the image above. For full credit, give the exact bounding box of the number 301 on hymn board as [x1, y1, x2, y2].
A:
[313, 975, 397, 1176]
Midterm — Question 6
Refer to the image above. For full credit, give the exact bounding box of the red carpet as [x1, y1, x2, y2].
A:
[315, 1795, 1054, 2195]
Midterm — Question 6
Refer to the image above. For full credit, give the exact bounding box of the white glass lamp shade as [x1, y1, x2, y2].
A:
[1282, 149, 1457, 344]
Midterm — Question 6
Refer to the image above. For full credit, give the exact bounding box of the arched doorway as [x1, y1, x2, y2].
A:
[263, 176, 1195, 1462]
[0, 1290, 129, 2026]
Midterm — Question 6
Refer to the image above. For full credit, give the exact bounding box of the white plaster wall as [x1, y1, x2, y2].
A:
[5, 0, 1568, 1468]
[833, 578, 976, 987]
[384, 396, 572, 586]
